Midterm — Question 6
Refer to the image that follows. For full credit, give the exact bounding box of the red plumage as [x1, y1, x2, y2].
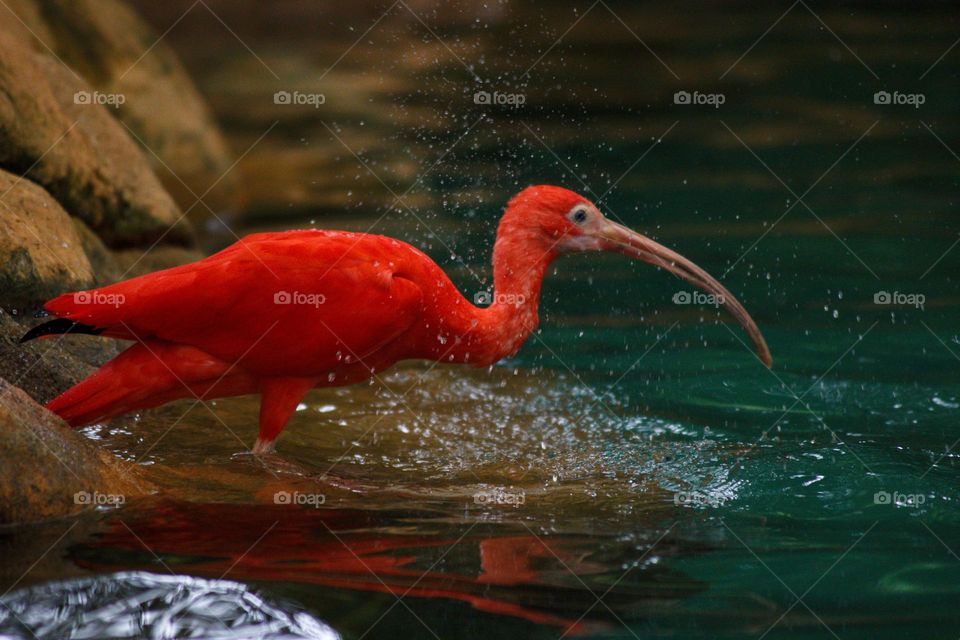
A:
[33, 186, 772, 453]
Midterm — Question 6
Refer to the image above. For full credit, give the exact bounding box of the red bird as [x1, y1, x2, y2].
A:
[23, 186, 771, 453]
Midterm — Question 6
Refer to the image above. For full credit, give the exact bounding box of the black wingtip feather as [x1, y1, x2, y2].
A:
[20, 319, 104, 343]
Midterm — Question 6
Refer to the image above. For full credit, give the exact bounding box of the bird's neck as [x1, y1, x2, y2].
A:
[465, 228, 558, 365]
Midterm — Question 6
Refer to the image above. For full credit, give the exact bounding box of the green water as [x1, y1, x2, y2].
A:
[3, 2, 960, 638]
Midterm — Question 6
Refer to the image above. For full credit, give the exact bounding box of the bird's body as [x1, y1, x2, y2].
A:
[27, 186, 772, 453]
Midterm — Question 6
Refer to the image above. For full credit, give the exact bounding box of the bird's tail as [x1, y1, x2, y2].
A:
[48, 341, 257, 427]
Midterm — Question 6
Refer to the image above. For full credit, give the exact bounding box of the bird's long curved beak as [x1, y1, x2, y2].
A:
[598, 220, 773, 367]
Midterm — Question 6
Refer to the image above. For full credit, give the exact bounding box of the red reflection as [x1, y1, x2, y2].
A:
[79, 502, 603, 633]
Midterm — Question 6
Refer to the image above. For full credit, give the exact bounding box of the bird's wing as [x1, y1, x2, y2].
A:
[45, 231, 424, 376]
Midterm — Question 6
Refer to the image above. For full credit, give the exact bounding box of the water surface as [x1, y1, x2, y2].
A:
[3, 2, 959, 638]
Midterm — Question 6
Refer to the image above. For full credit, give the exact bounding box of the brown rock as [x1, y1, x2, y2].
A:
[70, 217, 123, 286]
[17, 0, 242, 216]
[0, 27, 192, 248]
[0, 309, 120, 406]
[0, 168, 124, 405]
[0, 168, 94, 308]
[0, 376, 151, 524]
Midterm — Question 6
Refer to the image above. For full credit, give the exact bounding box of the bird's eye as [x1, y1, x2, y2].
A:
[569, 206, 589, 224]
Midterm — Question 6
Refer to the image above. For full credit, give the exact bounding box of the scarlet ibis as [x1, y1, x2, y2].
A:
[24, 185, 771, 453]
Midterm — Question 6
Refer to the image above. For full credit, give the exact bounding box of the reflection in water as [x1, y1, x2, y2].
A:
[0, 571, 339, 640]
[72, 502, 702, 635]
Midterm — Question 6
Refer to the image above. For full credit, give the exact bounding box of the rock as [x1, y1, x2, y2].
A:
[9, 0, 242, 217]
[0, 309, 119, 406]
[0, 160, 202, 310]
[0, 27, 192, 248]
[0, 169, 94, 308]
[0, 376, 151, 524]
[0, 167, 123, 404]
[42, 56, 196, 245]
[70, 218, 123, 286]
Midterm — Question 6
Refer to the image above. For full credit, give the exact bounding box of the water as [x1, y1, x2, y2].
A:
[3, 2, 959, 638]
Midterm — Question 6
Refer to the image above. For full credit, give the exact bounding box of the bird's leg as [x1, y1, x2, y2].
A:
[253, 377, 317, 454]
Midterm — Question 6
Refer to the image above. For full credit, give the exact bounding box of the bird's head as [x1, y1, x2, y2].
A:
[501, 185, 772, 367]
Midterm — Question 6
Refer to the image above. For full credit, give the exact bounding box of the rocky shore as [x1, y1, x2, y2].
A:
[0, 0, 239, 523]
